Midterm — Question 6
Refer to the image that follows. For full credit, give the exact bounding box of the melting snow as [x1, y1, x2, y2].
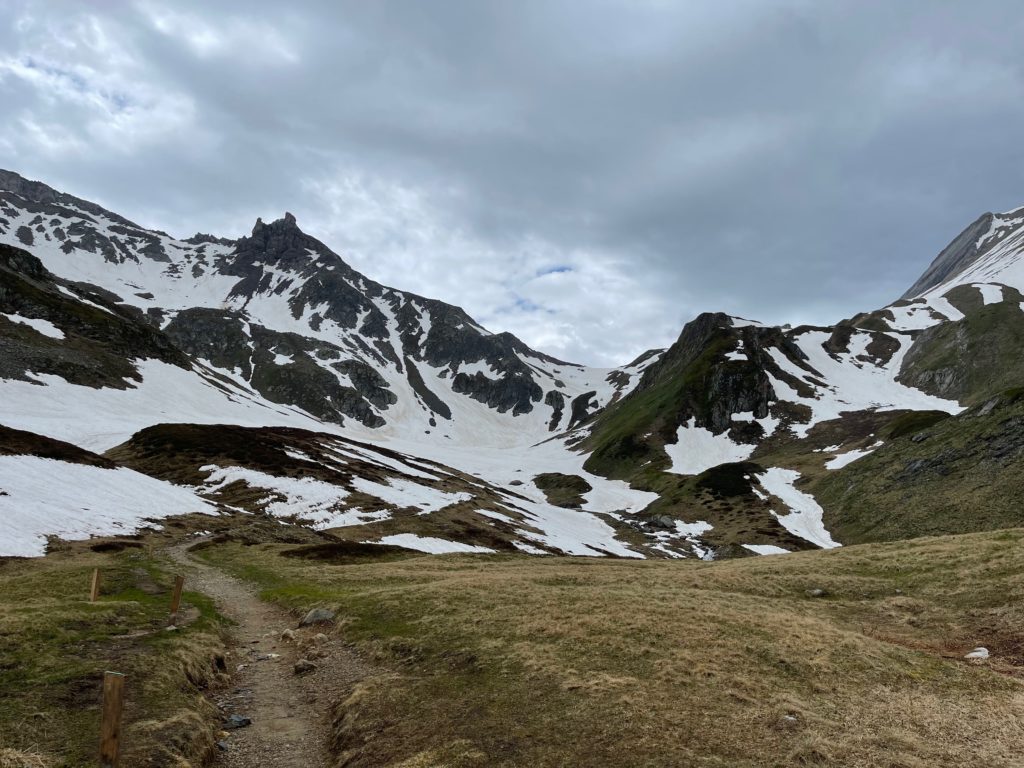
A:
[0, 455, 215, 557]
[200, 465, 353, 528]
[766, 331, 962, 438]
[664, 418, 753, 475]
[975, 283, 1004, 305]
[758, 468, 840, 549]
[742, 544, 791, 556]
[3, 313, 64, 340]
[373, 534, 496, 554]
[824, 442, 883, 470]
[349, 476, 471, 514]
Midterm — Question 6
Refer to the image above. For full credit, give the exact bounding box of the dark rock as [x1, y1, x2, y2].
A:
[294, 658, 317, 675]
[223, 714, 252, 730]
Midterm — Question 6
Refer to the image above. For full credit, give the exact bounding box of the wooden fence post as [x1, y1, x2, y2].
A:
[169, 575, 185, 624]
[90, 568, 101, 602]
[99, 671, 125, 767]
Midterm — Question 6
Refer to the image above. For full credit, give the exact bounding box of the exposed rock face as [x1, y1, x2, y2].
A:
[901, 213, 994, 299]
[451, 369, 543, 415]
[0, 243, 189, 389]
[164, 308, 388, 427]
[620, 313, 779, 436]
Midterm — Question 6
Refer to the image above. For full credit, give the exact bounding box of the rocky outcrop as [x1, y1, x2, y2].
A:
[0, 243, 189, 388]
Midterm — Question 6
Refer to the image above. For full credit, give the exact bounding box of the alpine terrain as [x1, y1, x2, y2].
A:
[1, 169, 1023, 560]
[3, 170, 1024, 767]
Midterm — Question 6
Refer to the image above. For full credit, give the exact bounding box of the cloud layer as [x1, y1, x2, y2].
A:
[3, 1, 1024, 365]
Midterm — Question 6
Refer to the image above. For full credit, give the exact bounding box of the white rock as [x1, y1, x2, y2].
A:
[964, 647, 990, 659]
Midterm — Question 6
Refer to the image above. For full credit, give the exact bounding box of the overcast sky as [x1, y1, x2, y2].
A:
[2, 1, 1023, 365]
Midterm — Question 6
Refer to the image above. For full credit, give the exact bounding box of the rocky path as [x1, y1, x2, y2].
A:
[167, 542, 372, 767]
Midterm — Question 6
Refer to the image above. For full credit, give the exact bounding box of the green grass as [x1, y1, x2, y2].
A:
[899, 301, 1024, 404]
[0, 545, 228, 767]
[813, 392, 1024, 543]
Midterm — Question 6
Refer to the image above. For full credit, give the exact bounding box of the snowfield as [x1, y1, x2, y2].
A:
[0, 455, 215, 557]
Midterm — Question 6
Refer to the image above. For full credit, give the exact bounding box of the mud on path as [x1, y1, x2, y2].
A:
[167, 542, 374, 767]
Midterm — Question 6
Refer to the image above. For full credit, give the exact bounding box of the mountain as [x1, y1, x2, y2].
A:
[2, 168, 1023, 559]
[0, 169, 649, 441]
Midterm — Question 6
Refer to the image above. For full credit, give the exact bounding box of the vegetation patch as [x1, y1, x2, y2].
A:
[814, 396, 1024, 543]
[0, 543, 228, 767]
[532, 472, 592, 508]
[198, 530, 1024, 767]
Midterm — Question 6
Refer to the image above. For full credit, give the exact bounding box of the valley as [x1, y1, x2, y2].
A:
[2, 169, 1024, 765]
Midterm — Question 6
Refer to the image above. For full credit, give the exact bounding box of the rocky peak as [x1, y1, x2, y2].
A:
[901, 212, 994, 299]
[237, 213, 338, 274]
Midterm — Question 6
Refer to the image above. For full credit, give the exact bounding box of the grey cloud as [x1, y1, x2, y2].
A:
[2, 0, 1023, 364]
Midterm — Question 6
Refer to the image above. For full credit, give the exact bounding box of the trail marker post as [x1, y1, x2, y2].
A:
[169, 574, 185, 624]
[99, 671, 125, 767]
[90, 568, 101, 602]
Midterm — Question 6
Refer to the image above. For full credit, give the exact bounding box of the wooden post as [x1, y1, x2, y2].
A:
[99, 671, 125, 767]
[90, 568, 101, 602]
[169, 574, 185, 624]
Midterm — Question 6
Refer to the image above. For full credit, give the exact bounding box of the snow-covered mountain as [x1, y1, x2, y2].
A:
[0, 169, 652, 445]
[2, 168, 1022, 560]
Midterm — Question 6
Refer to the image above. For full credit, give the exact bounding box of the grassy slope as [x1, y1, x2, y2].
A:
[201, 531, 1024, 767]
[0, 543, 228, 767]
[812, 391, 1024, 544]
[582, 317, 736, 480]
[898, 301, 1024, 405]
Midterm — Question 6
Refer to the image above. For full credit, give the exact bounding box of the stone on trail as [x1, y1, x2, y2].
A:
[294, 658, 317, 675]
[223, 714, 252, 730]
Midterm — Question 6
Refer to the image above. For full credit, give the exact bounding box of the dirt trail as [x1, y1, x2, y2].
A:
[168, 542, 373, 767]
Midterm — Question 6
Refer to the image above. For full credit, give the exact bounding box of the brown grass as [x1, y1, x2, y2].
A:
[202, 528, 1024, 767]
[0, 749, 54, 768]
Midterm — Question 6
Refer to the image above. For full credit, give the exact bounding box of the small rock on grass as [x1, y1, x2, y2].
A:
[965, 647, 990, 660]
[294, 659, 317, 675]
[300, 608, 336, 627]
[805, 588, 827, 598]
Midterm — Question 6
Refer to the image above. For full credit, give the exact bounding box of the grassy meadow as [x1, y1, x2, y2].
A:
[199, 528, 1024, 767]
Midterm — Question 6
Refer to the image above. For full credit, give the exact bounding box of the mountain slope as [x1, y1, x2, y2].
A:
[0, 169, 651, 447]
[3, 168, 1024, 559]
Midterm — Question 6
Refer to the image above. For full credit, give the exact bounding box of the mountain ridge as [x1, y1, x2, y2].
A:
[3, 168, 1024, 560]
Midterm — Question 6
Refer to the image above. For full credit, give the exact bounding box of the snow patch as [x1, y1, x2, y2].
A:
[3, 313, 64, 340]
[664, 418, 753, 475]
[742, 544, 791, 556]
[373, 534, 496, 554]
[824, 441, 882, 470]
[758, 468, 840, 549]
